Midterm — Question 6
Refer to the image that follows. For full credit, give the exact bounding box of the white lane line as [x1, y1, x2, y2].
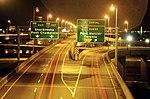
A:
[72, 57, 84, 97]
[1, 45, 56, 99]
[61, 46, 74, 96]
[102, 54, 119, 99]
[61, 42, 83, 97]
[1, 56, 41, 99]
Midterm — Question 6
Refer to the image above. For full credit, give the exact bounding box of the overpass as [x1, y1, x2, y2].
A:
[0, 35, 134, 99]
[1, 35, 150, 98]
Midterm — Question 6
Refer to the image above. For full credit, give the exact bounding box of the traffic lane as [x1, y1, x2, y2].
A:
[0, 40, 73, 99]
[100, 51, 126, 99]
[69, 51, 125, 99]
[37, 43, 72, 99]
[44, 48, 126, 99]
[45, 51, 106, 99]
[0, 46, 60, 99]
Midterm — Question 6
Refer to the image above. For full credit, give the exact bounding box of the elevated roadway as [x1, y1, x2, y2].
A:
[0, 35, 133, 99]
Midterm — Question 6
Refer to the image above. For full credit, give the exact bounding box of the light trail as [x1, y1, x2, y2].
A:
[37, 46, 63, 99]
[91, 59, 97, 99]
[48, 44, 67, 99]
[95, 54, 108, 99]
[0, 48, 50, 99]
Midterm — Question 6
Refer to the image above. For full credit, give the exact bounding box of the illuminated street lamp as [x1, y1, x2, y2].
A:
[104, 14, 110, 27]
[110, 4, 118, 66]
[126, 35, 133, 50]
[8, 20, 11, 24]
[127, 35, 132, 42]
[7, 20, 11, 33]
[33, 7, 39, 21]
[8, 20, 11, 27]
[124, 20, 129, 33]
[104, 14, 110, 51]
[47, 14, 52, 21]
[145, 39, 150, 46]
[33, 7, 39, 53]
[61, 19, 65, 28]
[56, 17, 60, 22]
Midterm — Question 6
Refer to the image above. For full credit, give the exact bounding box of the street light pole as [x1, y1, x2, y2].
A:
[33, 7, 39, 21]
[124, 20, 128, 33]
[104, 14, 110, 51]
[17, 26, 20, 63]
[110, 4, 118, 66]
[115, 8, 118, 66]
[32, 7, 39, 54]
[47, 14, 52, 21]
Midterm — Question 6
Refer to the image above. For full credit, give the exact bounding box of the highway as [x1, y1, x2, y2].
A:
[0, 35, 130, 99]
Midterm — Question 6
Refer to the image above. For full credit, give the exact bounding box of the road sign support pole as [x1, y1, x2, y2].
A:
[33, 39, 35, 54]
[17, 26, 20, 63]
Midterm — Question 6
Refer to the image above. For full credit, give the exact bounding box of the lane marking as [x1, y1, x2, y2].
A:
[1, 52, 43, 99]
[95, 54, 107, 99]
[61, 43, 83, 97]
[91, 59, 97, 99]
[102, 54, 119, 99]
[37, 46, 63, 99]
[48, 44, 67, 99]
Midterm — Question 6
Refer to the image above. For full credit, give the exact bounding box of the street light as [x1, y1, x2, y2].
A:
[33, 7, 39, 21]
[124, 20, 129, 33]
[145, 39, 150, 46]
[110, 4, 118, 66]
[61, 19, 65, 29]
[104, 14, 110, 51]
[47, 14, 52, 21]
[126, 35, 133, 51]
[104, 14, 110, 27]
[56, 17, 60, 22]
[33, 7, 39, 54]
[7, 20, 11, 33]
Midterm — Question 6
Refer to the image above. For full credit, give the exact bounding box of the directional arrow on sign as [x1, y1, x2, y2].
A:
[50, 35, 54, 38]
[35, 35, 40, 38]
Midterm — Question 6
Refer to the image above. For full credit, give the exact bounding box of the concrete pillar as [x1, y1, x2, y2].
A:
[118, 56, 126, 79]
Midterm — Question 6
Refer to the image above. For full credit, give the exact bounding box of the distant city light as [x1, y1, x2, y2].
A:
[127, 35, 133, 42]
[145, 39, 150, 43]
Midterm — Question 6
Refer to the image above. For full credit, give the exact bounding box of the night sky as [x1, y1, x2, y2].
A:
[0, 0, 149, 30]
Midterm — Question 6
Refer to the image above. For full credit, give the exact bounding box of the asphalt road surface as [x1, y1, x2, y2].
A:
[0, 35, 127, 99]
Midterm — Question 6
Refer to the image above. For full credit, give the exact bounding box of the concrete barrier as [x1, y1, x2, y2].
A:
[0, 75, 8, 89]
[106, 52, 134, 99]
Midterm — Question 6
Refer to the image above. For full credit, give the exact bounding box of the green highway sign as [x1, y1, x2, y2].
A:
[77, 19, 105, 43]
[30, 21, 59, 39]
